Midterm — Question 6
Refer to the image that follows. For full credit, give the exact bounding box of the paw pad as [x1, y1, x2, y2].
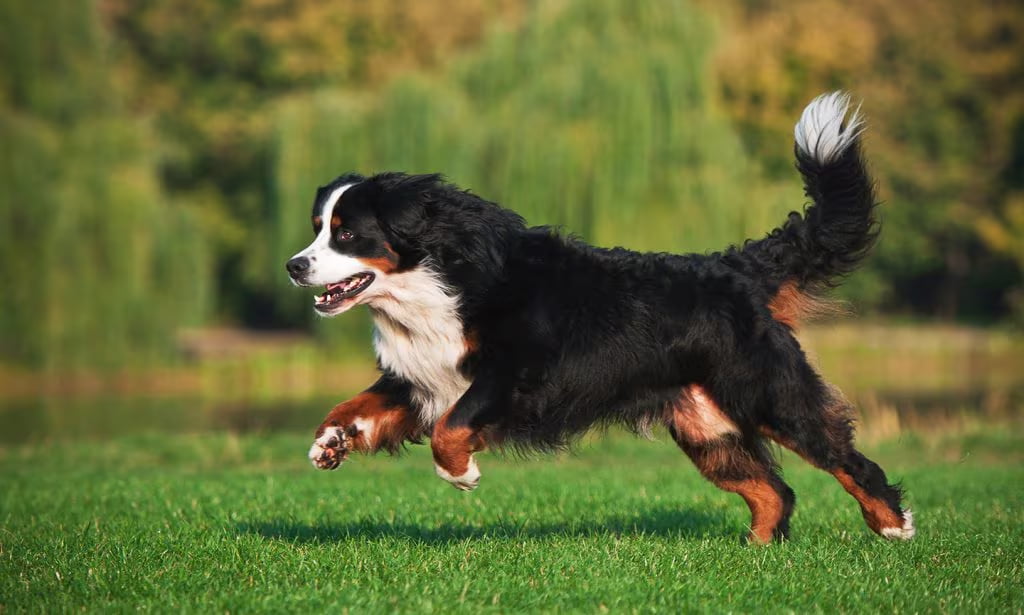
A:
[309, 427, 350, 470]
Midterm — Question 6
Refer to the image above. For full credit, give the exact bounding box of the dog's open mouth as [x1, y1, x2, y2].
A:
[314, 272, 375, 312]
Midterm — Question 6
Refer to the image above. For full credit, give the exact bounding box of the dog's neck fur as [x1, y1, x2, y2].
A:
[369, 265, 471, 427]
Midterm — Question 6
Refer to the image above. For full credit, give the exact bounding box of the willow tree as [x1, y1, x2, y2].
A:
[0, 1, 209, 368]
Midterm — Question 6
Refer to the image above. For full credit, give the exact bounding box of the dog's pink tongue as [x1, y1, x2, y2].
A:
[326, 282, 344, 292]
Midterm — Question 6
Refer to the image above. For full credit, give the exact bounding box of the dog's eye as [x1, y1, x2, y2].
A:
[338, 230, 355, 241]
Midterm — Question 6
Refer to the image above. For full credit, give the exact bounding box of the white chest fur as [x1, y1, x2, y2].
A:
[369, 267, 471, 427]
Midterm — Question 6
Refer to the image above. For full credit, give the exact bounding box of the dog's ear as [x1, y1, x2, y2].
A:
[373, 173, 441, 244]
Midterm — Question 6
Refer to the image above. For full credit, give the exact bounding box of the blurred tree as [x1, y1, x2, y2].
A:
[704, 0, 1024, 321]
[0, 1, 208, 368]
[3, 0, 1022, 369]
[98, 0, 521, 329]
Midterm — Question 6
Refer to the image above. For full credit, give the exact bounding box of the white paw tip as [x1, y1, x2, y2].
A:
[307, 442, 323, 465]
[881, 508, 916, 541]
[435, 458, 481, 491]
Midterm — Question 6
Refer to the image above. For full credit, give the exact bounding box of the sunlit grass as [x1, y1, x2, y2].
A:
[2, 428, 1022, 612]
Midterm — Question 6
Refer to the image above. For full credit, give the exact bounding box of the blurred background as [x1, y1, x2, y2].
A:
[1, 0, 1022, 444]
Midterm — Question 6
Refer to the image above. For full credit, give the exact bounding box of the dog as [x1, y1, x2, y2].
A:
[286, 92, 914, 542]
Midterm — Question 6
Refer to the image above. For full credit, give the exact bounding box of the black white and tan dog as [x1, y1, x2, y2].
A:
[285, 92, 914, 543]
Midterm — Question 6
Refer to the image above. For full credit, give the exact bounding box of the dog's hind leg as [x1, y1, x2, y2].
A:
[762, 384, 914, 540]
[669, 387, 795, 543]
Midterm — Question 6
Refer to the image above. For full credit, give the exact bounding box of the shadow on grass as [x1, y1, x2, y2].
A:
[238, 506, 730, 545]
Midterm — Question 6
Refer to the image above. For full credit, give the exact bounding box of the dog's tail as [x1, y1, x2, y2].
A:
[723, 91, 878, 327]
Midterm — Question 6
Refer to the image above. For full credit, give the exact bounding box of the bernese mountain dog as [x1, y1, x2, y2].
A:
[285, 92, 914, 543]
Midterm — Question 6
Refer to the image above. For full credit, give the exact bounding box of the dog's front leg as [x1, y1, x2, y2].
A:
[430, 376, 501, 491]
[309, 377, 418, 469]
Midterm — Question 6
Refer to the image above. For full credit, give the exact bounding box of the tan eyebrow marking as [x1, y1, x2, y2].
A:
[312, 216, 322, 230]
[331, 215, 342, 230]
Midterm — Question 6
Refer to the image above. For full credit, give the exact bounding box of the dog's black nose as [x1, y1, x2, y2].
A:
[286, 256, 310, 276]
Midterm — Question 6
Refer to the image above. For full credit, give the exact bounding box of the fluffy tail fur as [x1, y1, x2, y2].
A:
[724, 92, 879, 325]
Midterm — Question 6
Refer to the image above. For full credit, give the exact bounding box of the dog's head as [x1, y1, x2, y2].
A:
[286, 172, 525, 317]
[285, 172, 434, 316]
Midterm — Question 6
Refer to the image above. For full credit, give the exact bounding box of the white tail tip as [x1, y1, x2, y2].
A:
[794, 91, 865, 164]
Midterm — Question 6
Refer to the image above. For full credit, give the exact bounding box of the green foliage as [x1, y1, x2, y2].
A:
[0, 0, 108, 120]
[268, 0, 797, 345]
[1, 429, 1022, 611]
[707, 0, 1024, 319]
[3, 0, 1023, 368]
[0, 1, 208, 368]
[102, 0, 522, 328]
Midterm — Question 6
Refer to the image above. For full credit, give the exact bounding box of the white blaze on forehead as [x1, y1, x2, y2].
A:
[308, 183, 356, 252]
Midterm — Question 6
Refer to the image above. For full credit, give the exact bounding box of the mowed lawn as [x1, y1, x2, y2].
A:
[2, 427, 1022, 613]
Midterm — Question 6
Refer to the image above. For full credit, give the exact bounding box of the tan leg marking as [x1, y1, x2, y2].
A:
[761, 425, 913, 539]
[310, 392, 419, 469]
[768, 279, 846, 329]
[431, 412, 486, 491]
[832, 469, 907, 536]
[673, 385, 740, 443]
[673, 386, 789, 543]
[720, 479, 788, 544]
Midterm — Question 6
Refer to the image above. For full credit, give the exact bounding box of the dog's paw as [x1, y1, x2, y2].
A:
[435, 456, 481, 491]
[308, 426, 351, 470]
[880, 508, 916, 541]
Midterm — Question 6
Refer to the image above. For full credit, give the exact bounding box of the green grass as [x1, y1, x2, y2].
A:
[2, 428, 1022, 613]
